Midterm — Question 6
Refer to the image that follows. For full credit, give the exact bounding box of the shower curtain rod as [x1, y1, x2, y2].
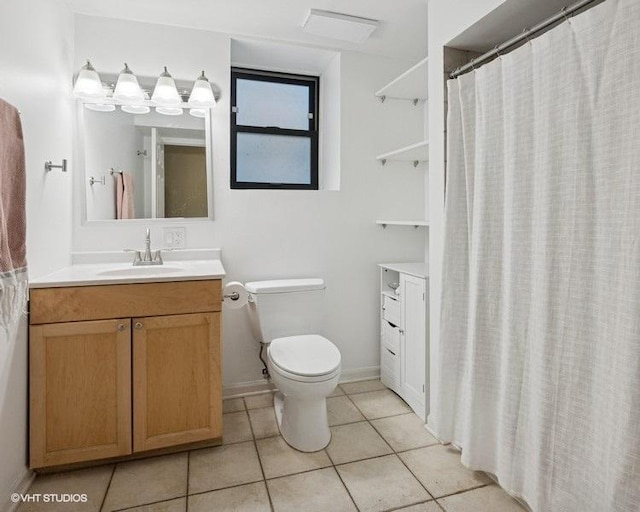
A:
[450, 0, 602, 79]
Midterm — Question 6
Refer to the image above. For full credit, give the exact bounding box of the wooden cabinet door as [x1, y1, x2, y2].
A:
[400, 274, 427, 411]
[133, 312, 221, 452]
[30, 319, 132, 468]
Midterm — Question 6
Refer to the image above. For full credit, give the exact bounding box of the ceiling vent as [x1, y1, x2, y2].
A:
[302, 9, 379, 44]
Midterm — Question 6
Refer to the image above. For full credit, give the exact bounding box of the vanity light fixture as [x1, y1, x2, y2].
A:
[73, 60, 105, 100]
[188, 71, 216, 108]
[151, 67, 181, 107]
[121, 105, 151, 114]
[189, 108, 207, 118]
[156, 106, 183, 116]
[84, 103, 116, 112]
[113, 63, 145, 104]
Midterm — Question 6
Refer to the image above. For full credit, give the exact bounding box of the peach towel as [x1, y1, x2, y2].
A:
[116, 171, 135, 219]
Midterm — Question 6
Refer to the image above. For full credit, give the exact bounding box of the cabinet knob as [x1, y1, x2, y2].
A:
[135, 322, 143, 330]
[117, 323, 126, 331]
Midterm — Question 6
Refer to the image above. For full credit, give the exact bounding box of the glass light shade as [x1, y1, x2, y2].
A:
[73, 60, 105, 100]
[121, 104, 150, 114]
[189, 108, 207, 118]
[156, 106, 183, 116]
[84, 103, 115, 112]
[113, 63, 145, 104]
[151, 67, 181, 107]
[188, 71, 216, 107]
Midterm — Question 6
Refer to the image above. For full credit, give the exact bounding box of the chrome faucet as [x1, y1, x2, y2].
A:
[126, 228, 163, 266]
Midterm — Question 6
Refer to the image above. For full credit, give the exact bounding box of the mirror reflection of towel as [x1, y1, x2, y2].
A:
[116, 171, 135, 219]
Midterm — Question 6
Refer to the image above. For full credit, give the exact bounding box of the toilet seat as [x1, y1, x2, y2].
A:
[269, 334, 341, 381]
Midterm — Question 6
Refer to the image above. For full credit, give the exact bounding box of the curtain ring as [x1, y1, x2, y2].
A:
[494, 45, 503, 59]
[522, 28, 532, 45]
[561, 6, 572, 24]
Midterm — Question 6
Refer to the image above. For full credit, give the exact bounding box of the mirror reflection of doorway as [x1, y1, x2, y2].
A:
[163, 145, 208, 218]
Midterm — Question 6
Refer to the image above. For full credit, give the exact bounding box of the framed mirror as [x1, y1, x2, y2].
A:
[79, 104, 213, 222]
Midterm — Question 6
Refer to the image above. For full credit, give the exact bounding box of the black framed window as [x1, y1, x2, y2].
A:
[231, 68, 319, 189]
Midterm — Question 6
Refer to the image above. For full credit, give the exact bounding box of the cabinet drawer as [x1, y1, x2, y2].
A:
[381, 345, 400, 385]
[382, 295, 401, 326]
[30, 280, 222, 324]
[382, 320, 401, 353]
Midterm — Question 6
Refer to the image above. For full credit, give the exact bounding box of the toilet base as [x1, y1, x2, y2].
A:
[273, 391, 331, 452]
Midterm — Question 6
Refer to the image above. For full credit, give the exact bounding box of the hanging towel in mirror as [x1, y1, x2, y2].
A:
[116, 171, 135, 219]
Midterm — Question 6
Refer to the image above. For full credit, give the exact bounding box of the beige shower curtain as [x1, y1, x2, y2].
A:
[435, 0, 640, 510]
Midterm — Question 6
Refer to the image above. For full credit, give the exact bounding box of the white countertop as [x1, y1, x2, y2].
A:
[30, 249, 226, 289]
[379, 262, 428, 279]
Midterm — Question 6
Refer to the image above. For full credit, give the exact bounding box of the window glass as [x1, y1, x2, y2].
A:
[231, 68, 318, 190]
[236, 133, 311, 185]
[236, 79, 310, 130]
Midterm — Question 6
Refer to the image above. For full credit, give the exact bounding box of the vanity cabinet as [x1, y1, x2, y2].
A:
[379, 263, 429, 420]
[29, 280, 222, 470]
[30, 319, 132, 468]
[133, 312, 220, 452]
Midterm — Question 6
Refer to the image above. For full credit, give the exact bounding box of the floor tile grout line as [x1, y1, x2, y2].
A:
[186, 477, 264, 499]
[332, 466, 362, 512]
[345, 387, 438, 502]
[246, 398, 276, 512]
[98, 464, 117, 512]
[344, 385, 495, 504]
[111, 496, 186, 512]
[434, 482, 492, 500]
[185, 450, 191, 512]
[323, 433, 362, 512]
[383, 498, 440, 512]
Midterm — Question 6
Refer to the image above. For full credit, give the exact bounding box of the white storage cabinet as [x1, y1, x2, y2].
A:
[379, 263, 429, 420]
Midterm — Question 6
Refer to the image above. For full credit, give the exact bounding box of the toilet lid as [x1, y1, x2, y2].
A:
[269, 335, 341, 377]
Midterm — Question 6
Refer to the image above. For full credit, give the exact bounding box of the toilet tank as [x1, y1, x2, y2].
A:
[245, 278, 326, 343]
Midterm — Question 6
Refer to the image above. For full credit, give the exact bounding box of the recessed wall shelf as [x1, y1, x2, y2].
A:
[375, 57, 428, 104]
[376, 220, 429, 229]
[376, 140, 428, 167]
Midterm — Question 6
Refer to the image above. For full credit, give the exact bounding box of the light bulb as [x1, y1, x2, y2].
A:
[151, 67, 181, 107]
[113, 63, 145, 104]
[121, 105, 150, 114]
[156, 106, 183, 116]
[84, 103, 115, 112]
[73, 60, 105, 100]
[188, 70, 216, 107]
[189, 108, 207, 118]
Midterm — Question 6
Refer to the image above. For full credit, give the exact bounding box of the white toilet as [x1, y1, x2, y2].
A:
[245, 278, 341, 452]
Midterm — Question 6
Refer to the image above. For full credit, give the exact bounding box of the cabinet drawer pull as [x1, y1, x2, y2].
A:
[386, 348, 396, 356]
[135, 322, 143, 330]
[117, 323, 126, 331]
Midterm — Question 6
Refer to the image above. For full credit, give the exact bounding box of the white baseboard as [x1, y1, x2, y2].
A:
[222, 366, 381, 399]
[223, 379, 275, 399]
[338, 366, 380, 383]
[3, 468, 34, 512]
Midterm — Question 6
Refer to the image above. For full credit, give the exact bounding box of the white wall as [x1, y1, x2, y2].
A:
[0, 0, 74, 507]
[73, 16, 427, 388]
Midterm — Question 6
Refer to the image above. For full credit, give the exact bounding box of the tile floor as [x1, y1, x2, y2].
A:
[19, 380, 527, 512]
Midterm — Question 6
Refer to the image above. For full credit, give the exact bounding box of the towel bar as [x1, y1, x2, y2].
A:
[44, 160, 67, 173]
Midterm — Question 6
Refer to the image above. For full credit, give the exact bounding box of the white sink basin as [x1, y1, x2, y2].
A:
[98, 266, 183, 277]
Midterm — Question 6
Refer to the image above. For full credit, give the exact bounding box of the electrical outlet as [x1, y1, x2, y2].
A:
[163, 227, 186, 249]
